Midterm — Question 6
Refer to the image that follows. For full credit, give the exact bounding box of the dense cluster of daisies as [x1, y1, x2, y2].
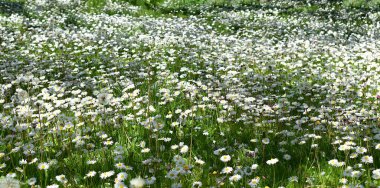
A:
[1, 0, 380, 187]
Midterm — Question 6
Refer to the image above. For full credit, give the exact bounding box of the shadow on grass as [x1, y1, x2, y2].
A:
[157, 1, 373, 22]
[0, 1, 24, 15]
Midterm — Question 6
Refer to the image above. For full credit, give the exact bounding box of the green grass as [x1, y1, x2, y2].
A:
[1, 0, 380, 187]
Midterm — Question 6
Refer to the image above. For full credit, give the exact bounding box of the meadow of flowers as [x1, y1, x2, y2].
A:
[1, 0, 380, 187]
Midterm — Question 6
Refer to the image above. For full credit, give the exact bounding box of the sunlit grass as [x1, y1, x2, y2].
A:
[1, 0, 380, 187]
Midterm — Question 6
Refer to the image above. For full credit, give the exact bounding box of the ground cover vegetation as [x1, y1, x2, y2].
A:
[1, 0, 380, 187]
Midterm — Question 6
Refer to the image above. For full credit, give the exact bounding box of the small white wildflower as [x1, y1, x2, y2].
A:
[130, 177, 145, 188]
[220, 155, 231, 162]
[266, 158, 279, 165]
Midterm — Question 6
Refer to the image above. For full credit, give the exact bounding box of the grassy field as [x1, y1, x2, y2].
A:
[1, 0, 380, 187]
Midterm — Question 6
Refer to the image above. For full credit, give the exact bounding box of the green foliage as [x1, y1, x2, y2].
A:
[343, 0, 366, 8]
[0, 0, 25, 15]
[369, 0, 380, 8]
[119, 0, 165, 9]
[163, 0, 259, 7]
[86, 0, 107, 9]
[343, 0, 380, 9]
[2, 0, 380, 187]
